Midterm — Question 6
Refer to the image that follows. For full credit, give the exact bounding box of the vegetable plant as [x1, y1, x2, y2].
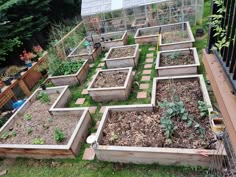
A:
[53, 60, 84, 76]
[32, 138, 44, 144]
[24, 113, 32, 121]
[37, 91, 50, 104]
[169, 52, 180, 60]
[54, 128, 65, 143]
[198, 101, 209, 118]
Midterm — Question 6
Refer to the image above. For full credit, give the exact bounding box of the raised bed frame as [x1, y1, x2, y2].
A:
[134, 25, 160, 45]
[0, 86, 91, 159]
[89, 31, 128, 51]
[67, 38, 102, 63]
[94, 76, 225, 167]
[156, 48, 200, 76]
[48, 60, 89, 86]
[104, 44, 139, 69]
[131, 17, 148, 29]
[159, 22, 195, 51]
[87, 67, 133, 102]
[94, 104, 224, 167]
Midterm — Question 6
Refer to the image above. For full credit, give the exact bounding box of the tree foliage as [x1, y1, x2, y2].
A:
[0, 0, 51, 62]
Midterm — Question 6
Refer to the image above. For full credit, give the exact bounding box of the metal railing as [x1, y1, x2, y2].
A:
[207, 0, 236, 92]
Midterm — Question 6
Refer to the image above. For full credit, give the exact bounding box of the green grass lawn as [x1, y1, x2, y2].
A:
[0, 1, 212, 176]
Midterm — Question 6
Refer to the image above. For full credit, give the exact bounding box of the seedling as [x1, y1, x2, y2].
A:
[24, 113, 32, 121]
[32, 138, 44, 144]
[54, 128, 65, 143]
[198, 101, 209, 118]
[37, 91, 50, 104]
[169, 52, 180, 60]
[109, 132, 118, 142]
[1, 132, 10, 139]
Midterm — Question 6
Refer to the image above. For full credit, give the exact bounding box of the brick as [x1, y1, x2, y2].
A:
[139, 83, 149, 90]
[89, 106, 97, 114]
[89, 64, 95, 68]
[81, 89, 88, 95]
[141, 76, 151, 81]
[82, 148, 95, 160]
[144, 64, 152, 69]
[98, 63, 105, 67]
[146, 58, 154, 63]
[99, 106, 106, 113]
[143, 70, 151, 75]
[75, 98, 86, 105]
[149, 47, 155, 51]
[96, 68, 102, 72]
[95, 121, 100, 129]
[137, 92, 147, 99]
[146, 53, 153, 58]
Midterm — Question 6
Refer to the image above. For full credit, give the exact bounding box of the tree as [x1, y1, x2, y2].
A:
[0, 0, 51, 62]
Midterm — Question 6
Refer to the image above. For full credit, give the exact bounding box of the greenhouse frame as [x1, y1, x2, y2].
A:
[81, 0, 204, 33]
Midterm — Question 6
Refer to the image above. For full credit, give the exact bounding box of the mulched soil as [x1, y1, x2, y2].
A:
[162, 30, 189, 44]
[108, 46, 136, 58]
[92, 71, 127, 88]
[0, 93, 80, 145]
[160, 52, 195, 66]
[101, 79, 215, 149]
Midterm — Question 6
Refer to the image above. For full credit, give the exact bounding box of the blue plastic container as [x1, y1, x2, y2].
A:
[12, 100, 25, 110]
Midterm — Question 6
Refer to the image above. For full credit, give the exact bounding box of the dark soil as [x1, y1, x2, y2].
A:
[160, 52, 195, 66]
[108, 46, 136, 58]
[101, 79, 215, 149]
[0, 93, 80, 145]
[92, 71, 127, 88]
[162, 30, 189, 44]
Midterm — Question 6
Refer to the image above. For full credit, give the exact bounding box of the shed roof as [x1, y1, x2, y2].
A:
[81, 0, 169, 17]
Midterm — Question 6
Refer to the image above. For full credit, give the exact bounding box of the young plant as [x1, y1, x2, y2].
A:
[37, 91, 50, 104]
[109, 132, 119, 142]
[1, 132, 10, 139]
[32, 138, 44, 144]
[54, 128, 65, 143]
[198, 101, 209, 118]
[169, 52, 180, 60]
[24, 113, 32, 121]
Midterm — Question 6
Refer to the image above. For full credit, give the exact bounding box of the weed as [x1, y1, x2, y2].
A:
[198, 101, 209, 118]
[24, 113, 32, 121]
[37, 91, 50, 104]
[54, 128, 65, 143]
[32, 138, 44, 144]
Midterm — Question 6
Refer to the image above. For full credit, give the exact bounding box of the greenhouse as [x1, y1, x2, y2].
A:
[81, 0, 204, 33]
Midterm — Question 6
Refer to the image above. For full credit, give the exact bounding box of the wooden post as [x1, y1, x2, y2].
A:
[18, 80, 31, 97]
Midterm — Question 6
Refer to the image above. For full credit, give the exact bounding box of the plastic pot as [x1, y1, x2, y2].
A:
[94, 42, 101, 49]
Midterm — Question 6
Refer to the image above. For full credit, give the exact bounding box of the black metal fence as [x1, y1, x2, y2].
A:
[207, 0, 236, 92]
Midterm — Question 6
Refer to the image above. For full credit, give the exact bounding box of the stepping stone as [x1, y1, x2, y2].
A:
[82, 148, 95, 160]
[89, 106, 97, 114]
[149, 47, 155, 51]
[96, 68, 102, 72]
[146, 53, 153, 58]
[75, 98, 86, 105]
[98, 63, 105, 67]
[89, 64, 95, 68]
[141, 76, 151, 81]
[146, 58, 154, 63]
[139, 83, 149, 90]
[143, 70, 151, 75]
[137, 92, 147, 99]
[144, 64, 152, 69]
[95, 121, 100, 129]
[81, 89, 88, 95]
[99, 106, 106, 113]
[132, 71, 136, 76]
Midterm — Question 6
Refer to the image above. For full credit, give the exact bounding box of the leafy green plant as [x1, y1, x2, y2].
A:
[198, 101, 209, 118]
[1, 132, 10, 139]
[54, 128, 65, 143]
[24, 113, 32, 121]
[168, 52, 180, 60]
[32, 138, 44, 144]
[109, 132, 119, 142]
[37, 91, 50, 104]
[52, 60, 84, 76]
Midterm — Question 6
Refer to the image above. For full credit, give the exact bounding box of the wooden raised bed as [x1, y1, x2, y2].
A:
[134, 26, 160, 45]
[90, 31, 128, 51]
[94, 76, 225, 167]
[131, 17, 148, 29]
[156, 48, 200, 76]
[67, 38, 102, 63]
[104, 44, 139, 69]
[0, 86, 91, 159]
[48, 60, 89, 86]
[87, 67, 133, 102]
[159, 22, 195, 51]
